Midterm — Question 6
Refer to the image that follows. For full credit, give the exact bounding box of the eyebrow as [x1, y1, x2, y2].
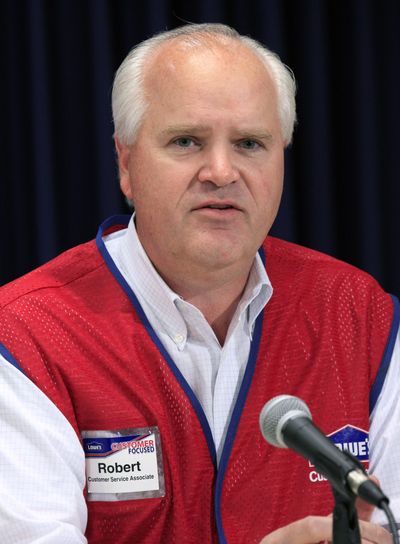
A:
[160, 124, 211, 137]
[236, 131, 274, 142]
[160, 124, 274, 142]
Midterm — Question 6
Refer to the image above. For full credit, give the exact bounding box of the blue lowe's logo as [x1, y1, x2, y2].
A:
[328, 425, 369, 463]
[308, 425, 369, 483]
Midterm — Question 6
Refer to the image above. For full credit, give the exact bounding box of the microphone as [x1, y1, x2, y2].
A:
[259, 395, 388, 508]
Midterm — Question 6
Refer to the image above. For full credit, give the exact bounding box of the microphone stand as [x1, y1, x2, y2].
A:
[330, 451, 363, 544]
[332, 486, 361, 544]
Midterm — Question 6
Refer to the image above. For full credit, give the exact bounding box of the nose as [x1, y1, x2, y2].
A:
[197, 146, 240, 186]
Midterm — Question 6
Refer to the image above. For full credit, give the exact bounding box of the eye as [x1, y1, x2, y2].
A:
[238, 139, 262, 150]
[173, 137, 196, 148]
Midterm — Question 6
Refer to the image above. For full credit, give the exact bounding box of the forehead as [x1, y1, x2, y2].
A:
[141, 38, 279, 126]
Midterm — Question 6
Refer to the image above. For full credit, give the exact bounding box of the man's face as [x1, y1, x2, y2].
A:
[117, 41, 285, 279]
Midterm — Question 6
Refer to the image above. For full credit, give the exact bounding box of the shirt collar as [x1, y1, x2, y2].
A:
[105, 215, 273, 346]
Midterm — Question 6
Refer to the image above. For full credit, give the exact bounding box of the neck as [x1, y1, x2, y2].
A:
[158, 264, 252, 345]
[189, 289, 244, 345]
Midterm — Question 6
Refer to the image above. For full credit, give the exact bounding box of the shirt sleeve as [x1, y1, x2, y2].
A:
[369, 328, 400, 527]
[0, 353, 88, 543]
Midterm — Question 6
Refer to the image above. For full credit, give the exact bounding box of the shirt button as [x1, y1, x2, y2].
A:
[173, 333, 185, 344]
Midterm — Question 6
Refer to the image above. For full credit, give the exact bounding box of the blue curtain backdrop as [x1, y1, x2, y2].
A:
[1, 0, 399, 298]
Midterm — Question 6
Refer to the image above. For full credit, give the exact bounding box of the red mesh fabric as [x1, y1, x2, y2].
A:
[221, 237, 393, 543]
[0, 241, 217, 543]
[0, 233, 393, 543]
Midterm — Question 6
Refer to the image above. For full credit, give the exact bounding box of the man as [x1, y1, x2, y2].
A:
[0, 23, 398, 543]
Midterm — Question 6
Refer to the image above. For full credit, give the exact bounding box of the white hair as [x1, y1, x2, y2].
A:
[112, 23, 297, 146]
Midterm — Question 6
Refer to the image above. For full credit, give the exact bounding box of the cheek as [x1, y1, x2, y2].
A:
[127, 159, 158, 206]
[249, 170, 284, 231]
[253, 171, 283, 207]
[130, 175, 178, 226]
[262, 159, 284, 203]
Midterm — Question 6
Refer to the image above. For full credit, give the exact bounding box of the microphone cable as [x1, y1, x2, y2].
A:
[381, 501, 400, 544]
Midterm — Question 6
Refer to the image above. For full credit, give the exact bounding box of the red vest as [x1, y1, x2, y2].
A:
[0, 217, 396, 543]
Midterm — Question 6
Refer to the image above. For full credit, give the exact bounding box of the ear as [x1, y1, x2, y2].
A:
[115, 137, 133, 201]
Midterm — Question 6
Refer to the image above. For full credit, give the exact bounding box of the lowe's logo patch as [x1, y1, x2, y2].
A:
[328, 425, 369, 462]
[308, 425, 369, 483]
[85, 441, 104, 453]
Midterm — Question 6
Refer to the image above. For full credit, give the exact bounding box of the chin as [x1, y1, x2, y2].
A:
[194, 239, 250, 268]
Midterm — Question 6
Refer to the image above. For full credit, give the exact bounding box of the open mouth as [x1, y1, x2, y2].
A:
[191, 204, 242, 221]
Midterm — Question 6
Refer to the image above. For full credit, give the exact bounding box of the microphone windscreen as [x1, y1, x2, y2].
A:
[259, 395, 311, 447]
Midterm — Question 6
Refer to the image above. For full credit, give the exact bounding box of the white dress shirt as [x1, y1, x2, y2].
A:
[0, 217, 399, 541]
[104, 216, 271, 460]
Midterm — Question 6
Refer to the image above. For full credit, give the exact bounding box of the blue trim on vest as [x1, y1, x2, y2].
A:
[95, 215, 217, 466]
[96, 214, 131, 233]
[0, 342, 25, 374]
[370, 294, 400, 413]
[214, 246, 266, 544]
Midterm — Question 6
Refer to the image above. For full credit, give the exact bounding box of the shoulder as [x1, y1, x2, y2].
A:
[0, 239, 103, 311]
[263, 236, 383, 289]
[262, 236, 393, 322]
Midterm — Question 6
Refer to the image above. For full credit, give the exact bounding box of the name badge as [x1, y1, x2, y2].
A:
[81, 426, 165, 501]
